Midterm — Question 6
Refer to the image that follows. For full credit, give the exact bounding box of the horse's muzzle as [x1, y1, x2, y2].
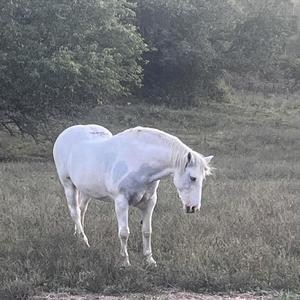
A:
[185, 206, 197, 213]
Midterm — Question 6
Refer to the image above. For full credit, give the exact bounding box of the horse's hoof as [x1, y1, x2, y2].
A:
[83, 236, 90, 248]
[75, 233, 90, 248]
[121, 259, 131, 268]
[145, 256, 157, 268]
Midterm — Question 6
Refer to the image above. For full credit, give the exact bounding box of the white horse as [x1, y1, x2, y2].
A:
[53, 125, 213, 267]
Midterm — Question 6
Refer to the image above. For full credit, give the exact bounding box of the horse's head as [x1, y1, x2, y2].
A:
[173, 152, 213, 213]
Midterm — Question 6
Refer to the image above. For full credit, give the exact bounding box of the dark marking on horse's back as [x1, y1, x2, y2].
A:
[89, 131, 109, 136]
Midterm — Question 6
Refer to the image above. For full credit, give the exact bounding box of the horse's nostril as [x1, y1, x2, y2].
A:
[191, 206, 195, 213]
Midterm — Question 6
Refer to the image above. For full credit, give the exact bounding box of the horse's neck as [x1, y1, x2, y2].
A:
[148, 165, 174, 182]
[119, 128, 187, 181]
[145, 142, 185, 182]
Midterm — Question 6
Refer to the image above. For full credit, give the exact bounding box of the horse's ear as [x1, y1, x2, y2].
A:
[204, 155, 214, 164]
[185, 152, 193, 168]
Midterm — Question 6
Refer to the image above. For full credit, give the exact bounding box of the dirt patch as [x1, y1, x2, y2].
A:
[32, 291, 278, 300]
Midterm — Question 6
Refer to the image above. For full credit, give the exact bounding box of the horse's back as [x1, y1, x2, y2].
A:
[53, 125, 112, 180]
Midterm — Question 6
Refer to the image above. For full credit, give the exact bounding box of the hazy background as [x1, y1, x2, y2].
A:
[0, 1, 300, 299]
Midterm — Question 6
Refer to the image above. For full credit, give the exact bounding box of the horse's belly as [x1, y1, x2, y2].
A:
[76, 181, 108, 199]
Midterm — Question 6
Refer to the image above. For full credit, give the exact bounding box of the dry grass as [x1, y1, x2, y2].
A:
[31, 290, 299, 299]
[0, 93, 300, 299]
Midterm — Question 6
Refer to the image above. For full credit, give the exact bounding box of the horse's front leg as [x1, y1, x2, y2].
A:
[140, 194, 157, 266]
[114, 194, 131, 267]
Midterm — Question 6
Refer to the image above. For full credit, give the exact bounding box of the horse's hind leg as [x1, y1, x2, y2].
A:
[63, 179, 90, 247]
[73, 189, 80, 236]
[78, 191, 91, 229]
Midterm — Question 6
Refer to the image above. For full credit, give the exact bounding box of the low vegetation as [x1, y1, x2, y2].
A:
[1, 0, 298, 134]
[0, 93, 300, 299]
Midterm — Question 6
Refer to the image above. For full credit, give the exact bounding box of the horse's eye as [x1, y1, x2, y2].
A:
[190, 176, 197, 182]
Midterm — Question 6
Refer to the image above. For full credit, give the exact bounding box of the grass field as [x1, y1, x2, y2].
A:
[1, 93, 300, 299]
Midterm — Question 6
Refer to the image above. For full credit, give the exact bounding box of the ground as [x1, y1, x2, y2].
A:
[1, 93, 300, 299]
[32, 290, 284, 300]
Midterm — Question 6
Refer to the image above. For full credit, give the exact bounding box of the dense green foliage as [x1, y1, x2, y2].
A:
[0, 0, 146, 134]
[281, 1, 300, 90]
[136, 0, 237, 105]
[0, 0, 297, 133]
[137, 0, 296, 103]
[228, 1, 296, 75]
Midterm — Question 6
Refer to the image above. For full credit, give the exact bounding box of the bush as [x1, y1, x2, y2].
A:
[0, 0, 147, 135]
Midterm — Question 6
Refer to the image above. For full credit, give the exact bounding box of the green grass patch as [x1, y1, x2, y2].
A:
[1, 93, 300, 298]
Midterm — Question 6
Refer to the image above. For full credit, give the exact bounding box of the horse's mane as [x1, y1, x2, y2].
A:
[124, 127, 212, 176]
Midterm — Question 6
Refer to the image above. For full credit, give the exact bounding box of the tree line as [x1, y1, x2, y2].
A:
[0, 0, 298, 134]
